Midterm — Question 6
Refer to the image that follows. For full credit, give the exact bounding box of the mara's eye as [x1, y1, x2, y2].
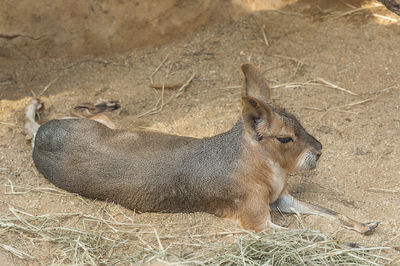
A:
[277, 137, 293, 144]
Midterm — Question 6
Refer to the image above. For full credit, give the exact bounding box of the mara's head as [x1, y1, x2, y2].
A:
[240, 64, 322, 171]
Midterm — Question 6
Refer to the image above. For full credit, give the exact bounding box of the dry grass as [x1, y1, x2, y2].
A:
[0, 206, 146, 264]
[209, 230, 391, 266]
[137, 73, 195, 118]
[0, 202, 392, 265]
[136, 55, 196, 118]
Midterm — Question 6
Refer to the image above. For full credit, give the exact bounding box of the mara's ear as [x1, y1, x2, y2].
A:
[241, 96, 274, 141]
[241, 64, 272, 103]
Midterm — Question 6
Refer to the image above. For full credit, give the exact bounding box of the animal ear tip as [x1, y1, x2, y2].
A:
[241, 63, 254, 73]
[241, 63, 249, 69]
[241, 96, 257, 105]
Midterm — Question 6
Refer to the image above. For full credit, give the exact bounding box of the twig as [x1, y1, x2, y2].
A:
[116, 206, 135, 222]
[315, 78, 358, 96]
[137, 84, 165, 118]
[271, 9, 304, 16]
[74, 237, 96, 265]
[373, 14, 398, 23]
[271, 81, 318, 89]
[321, 5, 383, 18]
[155, 231, 247, 240]
[175, 73, 195, 98]
[273, 55, 306, 80]
[103, 208, 119, 224]
[40, 76, 59, 96]
[273, 55, 306, 66]
[8, 207, 40, 231]
[223, 85, 241, 89]
[154, 228, 164, 252]
[336, 98, 373, 109]
[0, 243, 34, 260]
[0, 33, 44, 41]
[137, 73, 195, 118]
[339, 0, 356, 9]
[367, 188, 399, 194]
[149, 55, 169, 84]
[0, 121, 16, 127]
[149, 83, 182, 90]
[30, 89, 37, 98]
[314, 98, 373, 130]
[5, 179, 70, 196]
[372, 150, 393, 173]
[0, 76, 14, 84]
[262, 25, 269, 46]
[337, 110, 358, 115]
[258, 77, 358, 96]
[380, 85, 397, 92]
[84, 215, 119, 233]
[59, 59, 129, 71]
[290, 106, 325, 111]
[135, 233, 156, 252]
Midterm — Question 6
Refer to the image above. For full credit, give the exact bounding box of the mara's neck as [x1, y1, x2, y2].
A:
[181, 119, 286, 190]
[180, 120, 244, 183]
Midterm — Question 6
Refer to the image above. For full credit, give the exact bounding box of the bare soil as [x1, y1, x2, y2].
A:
[1, 0, 400, 264]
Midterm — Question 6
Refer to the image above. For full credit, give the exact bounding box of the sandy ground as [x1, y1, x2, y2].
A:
[1, 0, 400, 264]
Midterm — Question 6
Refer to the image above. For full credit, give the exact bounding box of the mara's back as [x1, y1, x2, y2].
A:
[33, 118, 240, 213]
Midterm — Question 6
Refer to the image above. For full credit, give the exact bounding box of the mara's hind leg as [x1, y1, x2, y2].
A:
[24, 98, 44, 147]
[71, 100, 120, 129]
[270, 191, 380, 235]
[24, 99, 119, 147]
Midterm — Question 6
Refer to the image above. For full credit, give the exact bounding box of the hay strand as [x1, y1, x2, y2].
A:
[0, 243, 34, 260]
[208, 230, 391, 265]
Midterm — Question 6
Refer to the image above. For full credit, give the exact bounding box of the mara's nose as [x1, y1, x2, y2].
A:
[316, 151, 322, 161]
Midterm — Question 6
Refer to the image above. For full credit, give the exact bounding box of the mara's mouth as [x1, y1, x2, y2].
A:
[296, 150, 319, 171]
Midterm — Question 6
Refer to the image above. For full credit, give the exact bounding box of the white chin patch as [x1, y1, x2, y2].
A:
[297, 150, 317, 170]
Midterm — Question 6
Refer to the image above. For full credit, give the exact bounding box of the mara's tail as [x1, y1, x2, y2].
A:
[24, 98, 44, 148]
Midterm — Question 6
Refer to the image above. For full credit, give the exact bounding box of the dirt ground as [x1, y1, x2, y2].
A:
[1, 0, 400, 264]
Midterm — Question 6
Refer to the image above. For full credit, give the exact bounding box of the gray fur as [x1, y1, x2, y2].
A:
[33, 118, 244, 214]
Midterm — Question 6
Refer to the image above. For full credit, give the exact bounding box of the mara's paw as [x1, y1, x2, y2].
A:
[94, 100, 121, 112]
[72, 100, 120, 117]
[360, 221, 380, 235]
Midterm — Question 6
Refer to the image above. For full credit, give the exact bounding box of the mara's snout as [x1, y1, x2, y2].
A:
[297, 149, 322, 170]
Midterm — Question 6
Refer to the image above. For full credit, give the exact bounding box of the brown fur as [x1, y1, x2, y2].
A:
[25, 64, 379, 234]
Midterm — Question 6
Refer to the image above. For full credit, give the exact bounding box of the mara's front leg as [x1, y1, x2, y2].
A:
[235, 193, 287, 232]
[270, 191, 380, 235]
